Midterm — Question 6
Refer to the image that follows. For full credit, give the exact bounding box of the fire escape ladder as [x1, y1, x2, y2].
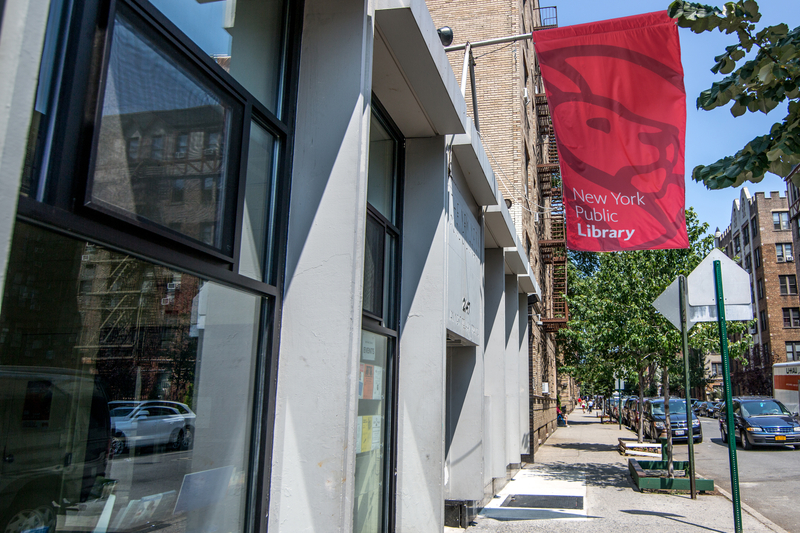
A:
[535, 91, 568, 332]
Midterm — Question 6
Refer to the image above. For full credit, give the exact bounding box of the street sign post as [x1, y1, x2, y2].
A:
[652, 249, 750, 530]
[614, 375, 625, 430]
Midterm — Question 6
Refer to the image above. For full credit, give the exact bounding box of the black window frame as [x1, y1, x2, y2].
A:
[359, 96, 404, 533]
[755, 246, 762, 268]
[18, 0, 300, 287]
[751, 216, 758, 236]
[13, 1, 305, 532]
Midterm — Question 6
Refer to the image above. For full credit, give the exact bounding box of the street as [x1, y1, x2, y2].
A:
[678, 417, 800, 533]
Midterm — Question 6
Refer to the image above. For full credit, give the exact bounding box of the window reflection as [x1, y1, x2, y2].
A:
[149, 0, 286, 115]
[90, 8, 236, 254]
[353, 331, 388, 533]
[239, 122, 276, 282]
[0, 223, 262, 533]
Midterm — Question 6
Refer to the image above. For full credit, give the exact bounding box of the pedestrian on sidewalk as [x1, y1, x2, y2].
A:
[557, 401, 569, 427]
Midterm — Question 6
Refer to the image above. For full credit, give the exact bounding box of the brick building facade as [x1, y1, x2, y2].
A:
[717, 188, 799, 395]
[426, 0, 575, 459]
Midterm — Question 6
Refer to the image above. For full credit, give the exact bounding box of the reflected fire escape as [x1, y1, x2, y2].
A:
[535, 92, 568, 332]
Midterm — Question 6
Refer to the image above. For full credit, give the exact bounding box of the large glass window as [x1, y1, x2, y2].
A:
[150, 0, 287, 116]
[354, 103, 402, 533]
[354, 331, 390, 533]
[0, 223, 265, 533]
[239, 121, 278, 283]
[88, 5, 240, 255]
[9, 1, 299, 533]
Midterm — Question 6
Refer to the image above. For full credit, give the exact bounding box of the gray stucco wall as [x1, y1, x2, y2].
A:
[269, 0, 372, 529]
[0, 0, 51, 302]
[519, 293, 531, 456]
[483, 248, 506, 484]
[396, 135, 448, 532]
[504, 275, 520, 465]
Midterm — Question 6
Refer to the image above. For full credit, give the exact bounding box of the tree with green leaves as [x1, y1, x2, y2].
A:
[559, 209, 752, 474]
[668, 0, 800, 189]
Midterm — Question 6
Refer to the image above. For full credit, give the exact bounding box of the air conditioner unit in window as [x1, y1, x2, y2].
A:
[167, 282, 177, 290]
[787, 255, 794, 262]
[174, 150, 187, 159]
[523, 87, 530, 105]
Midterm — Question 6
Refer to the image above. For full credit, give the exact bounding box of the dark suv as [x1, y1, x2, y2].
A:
[643, 398, 702, 443]
[719, 397, 800, 450]
[622, 397, 638, 428]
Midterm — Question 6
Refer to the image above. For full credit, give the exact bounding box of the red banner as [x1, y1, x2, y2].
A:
[533, 11, 688, 251]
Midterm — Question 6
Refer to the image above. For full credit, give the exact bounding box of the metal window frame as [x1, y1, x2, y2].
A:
[13, 1, 306, 532]
[359, 96, 404, 533]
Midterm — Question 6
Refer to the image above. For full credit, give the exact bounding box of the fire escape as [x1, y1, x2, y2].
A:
[535, 92, 568, 332]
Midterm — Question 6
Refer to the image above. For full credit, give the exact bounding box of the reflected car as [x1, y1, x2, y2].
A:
[643, 398, 702, 443]
[112, 405, 192, 454]
[719, 397, 800, 450]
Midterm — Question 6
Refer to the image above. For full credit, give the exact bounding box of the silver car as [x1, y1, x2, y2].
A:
[112, 405, 189, 454]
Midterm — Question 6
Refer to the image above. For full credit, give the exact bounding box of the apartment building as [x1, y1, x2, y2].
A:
[717, 188, 798, 395]
[426, 0, 574, 464]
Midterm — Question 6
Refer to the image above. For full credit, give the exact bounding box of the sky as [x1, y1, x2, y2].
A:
[551, 0, 800, 235]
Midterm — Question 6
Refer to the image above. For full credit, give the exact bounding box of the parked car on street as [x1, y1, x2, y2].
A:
[643, 398, 703, 443]
[718, 397, 800, 450]
[701, 401, 721, 418]
[624, 397, 641, 430]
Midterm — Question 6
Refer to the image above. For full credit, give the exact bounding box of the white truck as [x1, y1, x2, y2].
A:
[773, 361, 800, 415]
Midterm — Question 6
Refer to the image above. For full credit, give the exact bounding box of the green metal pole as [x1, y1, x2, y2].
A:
[619, 382, 622, 431]
[679, 275, 697, 499]
[714, 261, 742, 533]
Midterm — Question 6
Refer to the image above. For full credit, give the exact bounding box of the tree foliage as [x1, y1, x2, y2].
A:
[558, 209, 753, 446]
[668, 0, 800, 189]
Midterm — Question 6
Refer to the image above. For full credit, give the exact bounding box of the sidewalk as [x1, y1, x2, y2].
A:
[446, 410, 787, 533]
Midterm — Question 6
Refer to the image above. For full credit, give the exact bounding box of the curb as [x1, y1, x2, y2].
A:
[703, 478, 790, 533]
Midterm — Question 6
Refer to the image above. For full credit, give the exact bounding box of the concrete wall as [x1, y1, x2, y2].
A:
[0, 0, 51, 302]
[483, 248, 506, 486]
[396, 136, 448, 531]
[504, 274, 520, 466]
[268, 0, 372, 529]
[518, 293, 530, 456]
[445, 345, 484, 501]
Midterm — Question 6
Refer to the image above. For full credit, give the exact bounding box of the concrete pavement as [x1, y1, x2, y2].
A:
[446, 410, 788, 533]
